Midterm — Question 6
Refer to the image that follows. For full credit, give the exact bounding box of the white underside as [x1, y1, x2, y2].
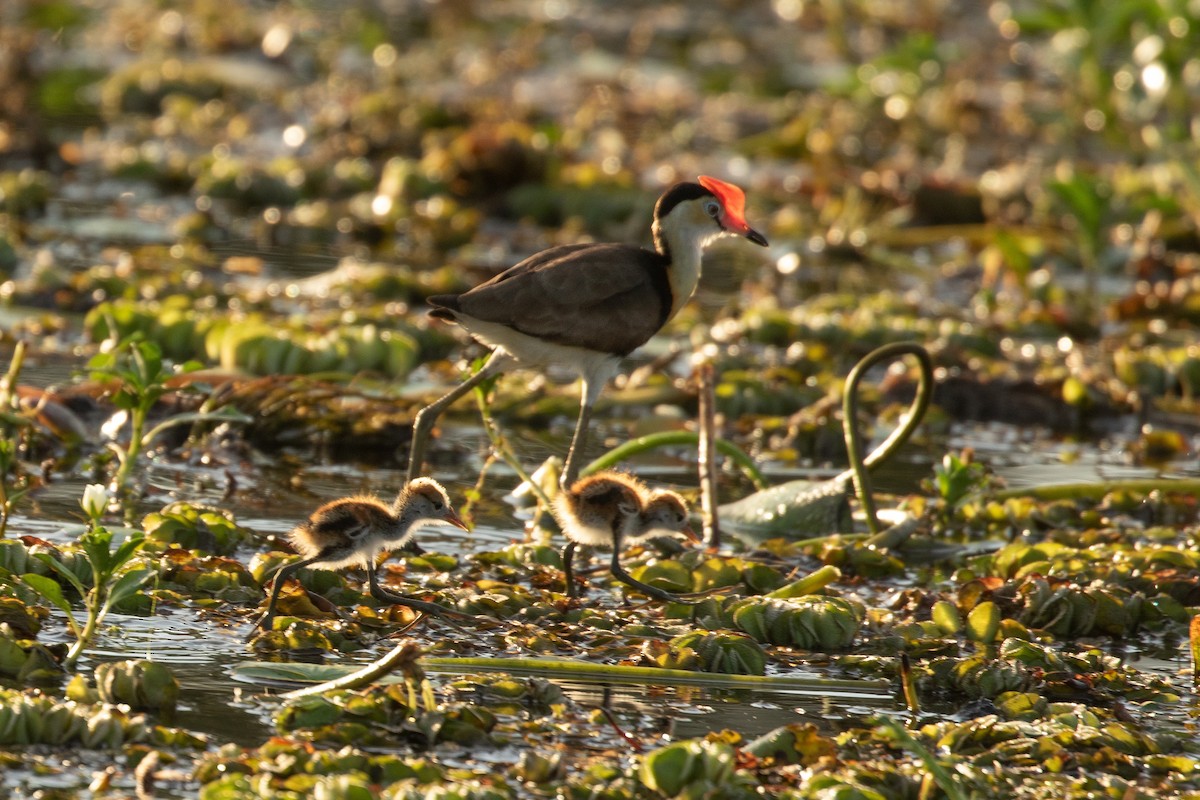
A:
[563, 524, 618, 548]
[553, 495, 644, 548]
[463, 318, 622, 394]
[301, 518, 453, 570]
[310, 551, 372, 570]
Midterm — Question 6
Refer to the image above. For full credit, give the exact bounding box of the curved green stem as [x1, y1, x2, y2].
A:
[283, 635, 424, 699]
[985, 478, 1200, 503]
[62, 552, 105, 671]
[582, 432, 768, 490]
[242, 655, 892, 695]
[474, 384, 555, 510]
[842, 342, 934, 535]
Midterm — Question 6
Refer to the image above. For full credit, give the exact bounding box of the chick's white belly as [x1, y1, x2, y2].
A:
[563, 524, 617, 548]
[310, 551, 372, 570]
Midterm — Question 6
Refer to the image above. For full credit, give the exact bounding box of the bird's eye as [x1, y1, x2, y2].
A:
[704, 200, 721, 218]
[433, 499, 444, 510]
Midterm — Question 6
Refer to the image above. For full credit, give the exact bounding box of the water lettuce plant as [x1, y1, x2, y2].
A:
[14, 485, 154, 670]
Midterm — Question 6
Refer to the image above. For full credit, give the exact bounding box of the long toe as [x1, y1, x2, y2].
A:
[614, 573, 696, 606]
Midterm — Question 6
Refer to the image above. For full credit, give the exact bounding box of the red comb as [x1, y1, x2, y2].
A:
[698, 175, 747, 223]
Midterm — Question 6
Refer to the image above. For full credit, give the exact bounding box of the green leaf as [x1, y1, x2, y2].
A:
[109, 533, 146, 572]
[966, 601, 1001, 644]
[86, 352, 117, 372]
[127, 339, 165, 392]
[101, 568, 155, 615]
[80, 528, 116, 576]
[19, 573, 72, 615]
[32, 553, 88, 599]
[112, 389, 138, 411]
[639, 741, 694, 796]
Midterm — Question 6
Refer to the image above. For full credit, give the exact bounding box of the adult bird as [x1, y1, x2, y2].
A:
[408, 175, 768, 489]
[553, 470, 697, 603]
[256, 478, 467, 631]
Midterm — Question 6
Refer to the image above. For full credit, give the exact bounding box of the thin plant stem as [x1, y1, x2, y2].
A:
[0, 342, 27, 535]
[240, 655, 893, 695]
[696, 361, 720, 549]
[473, 384, 555, 510]
[63, 549, 105, 670]
[458, 450, 498, 527]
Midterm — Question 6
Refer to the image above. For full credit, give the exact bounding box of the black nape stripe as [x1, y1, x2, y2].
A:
[653, 182, 713, 222]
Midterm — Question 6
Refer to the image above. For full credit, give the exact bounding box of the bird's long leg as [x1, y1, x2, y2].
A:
[367, 560, 454, 617]
[365, 561, 483, 631]
[607, 529, 694, 605]
[561, 375, 602, 490]
[407, 352, 508, 482]
[562, 541, 583, 598]
[256, 556, 323, 632]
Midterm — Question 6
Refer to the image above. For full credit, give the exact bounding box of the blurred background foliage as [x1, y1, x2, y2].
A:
[0, 0, 1198, 446]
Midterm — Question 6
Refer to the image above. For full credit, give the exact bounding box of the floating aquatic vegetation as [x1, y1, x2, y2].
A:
[0, 594, 47, 638]
[159, 551, 260, 603]
[0, 688, 157, 747]
[143, 501, 254, 556]
[452, 581, 540, 619]
[87, 659, 180, 714]
[742, 723, 837, 766]
[723, 595, 864, 650]
[638, 739, 755, 798]
[646, 630, 767, 675]
[249, 619, 362, 655]
[923, 637, 1179, 706]
[194, 740, 448, 796]
[0, 624, 61, 683]
[86, 298, 426, 380]
[275, 680, 497, 748]
[442, 674, 566, 716]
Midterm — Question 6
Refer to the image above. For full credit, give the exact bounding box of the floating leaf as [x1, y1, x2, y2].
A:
[931, 600, 962, 635]
[18, 574, 72, 618]
[966, 601, 1000, 645]
[742, 723, 836, 765]
[638, 739, 737, 796]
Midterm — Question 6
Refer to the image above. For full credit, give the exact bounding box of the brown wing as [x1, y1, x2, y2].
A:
[449, 243, 672, 356]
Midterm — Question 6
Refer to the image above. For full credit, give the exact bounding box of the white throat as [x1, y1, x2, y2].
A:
[654, 216, 728, 321]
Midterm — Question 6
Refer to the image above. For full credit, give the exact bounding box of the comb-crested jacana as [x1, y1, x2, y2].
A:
[408, 176, 768, 489]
